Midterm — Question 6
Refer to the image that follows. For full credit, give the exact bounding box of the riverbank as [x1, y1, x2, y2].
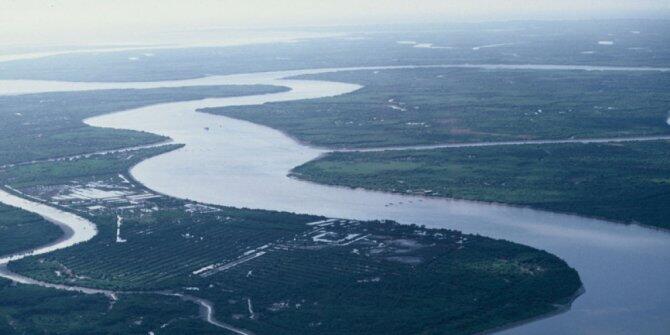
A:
[1, 144, 583, 335]
[0, 202, 63, 256]
[1, 64, 669, 333]
[83, 66, 670, 334]
[291, 140, 670, 230]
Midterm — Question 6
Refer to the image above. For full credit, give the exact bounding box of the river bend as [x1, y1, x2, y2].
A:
[1, 64, 669, 334]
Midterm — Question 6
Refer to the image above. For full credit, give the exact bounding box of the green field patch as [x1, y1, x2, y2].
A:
[295, 141, 670, 229]
[0, 84, 287, 166]
[208, 68, 670, 149]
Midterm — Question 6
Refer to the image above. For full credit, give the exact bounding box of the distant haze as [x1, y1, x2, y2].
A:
[1, 0, 669, 46]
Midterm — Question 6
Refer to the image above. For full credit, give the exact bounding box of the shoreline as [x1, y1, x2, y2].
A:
[477, 285, 586, 335]
[287, 172, 670, 234]
[0, 185, 253, 334]
[80, 65, 670, 334]
[2, 64, 670, 334]
[0, 133, 586, 335]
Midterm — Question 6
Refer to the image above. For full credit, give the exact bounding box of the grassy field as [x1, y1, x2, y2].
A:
[293, 140, 670, 230]
[0, 85, 287, 166]
[0, 144, 181, 188]
[209, 68, 670, 149]
[0, 145, 581, 335]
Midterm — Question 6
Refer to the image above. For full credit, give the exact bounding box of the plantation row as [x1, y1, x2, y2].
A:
[10, 209, 314, 290]
[1, 116, 581, 334]
[198, 228, 580, 335]
[6, 185, 582, 335]
[0, 277, 218, 334]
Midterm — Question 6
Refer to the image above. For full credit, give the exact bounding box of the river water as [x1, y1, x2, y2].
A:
[2, 65, 670, 334]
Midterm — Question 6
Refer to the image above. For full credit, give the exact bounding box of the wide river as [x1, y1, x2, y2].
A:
[1, 64, 670, 334]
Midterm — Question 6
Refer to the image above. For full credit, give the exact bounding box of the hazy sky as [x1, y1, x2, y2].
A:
[1, 0, 669, 46]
